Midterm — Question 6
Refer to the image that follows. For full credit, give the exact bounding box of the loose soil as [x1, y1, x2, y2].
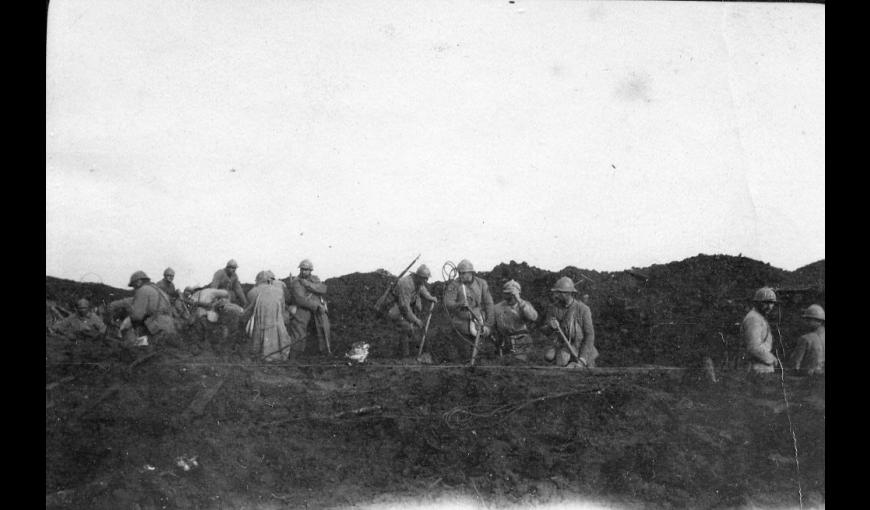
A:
[46, 255, 825, 509]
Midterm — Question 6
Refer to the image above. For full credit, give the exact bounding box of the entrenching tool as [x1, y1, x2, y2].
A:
[417, 301, 435, 359]
[554, 323, 585, 366]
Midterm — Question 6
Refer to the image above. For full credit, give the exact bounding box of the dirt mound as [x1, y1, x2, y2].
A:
[46, 346, 825, 509]
[46, 276, 133, 308]
[45, 255, 826, 367]
[45, 254, 826, 508]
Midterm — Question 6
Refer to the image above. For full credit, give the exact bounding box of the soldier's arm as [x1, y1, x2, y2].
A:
[233, 278, 249, 307]
[208, 270, 223, 289]
[291, 280, 322, 311]
[303, 276, 328, 295]
[419, 285, 437, 302]
[744, 321, 776, 365]
[92, 315, 107, 335]
[579, 306, 595, 350]
[130, 291, 149, 322]
[52, 318, 76, 340]
[788, 336, 809, 371]
[519, 300, 538, 322]
[482, 283, 495, 327]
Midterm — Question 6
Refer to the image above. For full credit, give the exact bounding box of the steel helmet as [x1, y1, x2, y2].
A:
[226, 259, 239, 268]
[550, 276, 576, 293]
[753, 287, 777, 303]
[128, 270, 150, 286]
[255, 271, 270, 284]
[415, 265, 431, 279]
[299, 259, 314, 270]
[802, 304, 825, 321]
[75, 298, 90, 309]
[163, 267, 175, 277]
[502, 280, 521, 294]
[456, 259, 474, 273]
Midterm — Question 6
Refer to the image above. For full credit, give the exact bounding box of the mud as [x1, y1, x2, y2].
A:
[46, 255, 825, 509]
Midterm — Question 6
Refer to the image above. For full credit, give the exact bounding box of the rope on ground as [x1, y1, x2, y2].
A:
[442, 388, 603, 429]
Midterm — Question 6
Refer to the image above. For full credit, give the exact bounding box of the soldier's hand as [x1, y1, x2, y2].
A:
[317, 304, 327, 313]
[548, 318, 559, 329]
[414, 318, 424, 329]
[429, 297, 439, 304]
[481, 325, 491, 338]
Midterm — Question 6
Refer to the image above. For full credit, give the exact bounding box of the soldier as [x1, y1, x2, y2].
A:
[384, 264, 439, 358]
[541, 276, 597, 367]
[245, 270, 293, 361]
[287, 259, 330, 355]
[182, 285, 233, 354]
[208, 259, 246, 338]
[492, 280, 538, 361]
[741, 287, 780, 374]
[53, 298, 107, 341]
[155, 267, 180, 302]
[209, 259, 248, 307]
[128, 270, 176, 345]
[789, 304, 825, 376]
[444, 259, 494, 347]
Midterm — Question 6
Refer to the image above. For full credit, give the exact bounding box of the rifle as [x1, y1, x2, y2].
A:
[373, 254, 421, 315]
[555, 322, 586, 366]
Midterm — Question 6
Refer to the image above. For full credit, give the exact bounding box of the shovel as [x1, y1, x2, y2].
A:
[417, 301, 435, 360]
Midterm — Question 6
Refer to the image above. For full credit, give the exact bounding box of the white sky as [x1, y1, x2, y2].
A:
[46, 0, 825, 289]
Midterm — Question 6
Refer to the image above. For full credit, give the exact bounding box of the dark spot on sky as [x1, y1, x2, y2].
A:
[611, 164, 616, 169]
[616, 72, 652, 103]
[230, 168, 236, 172]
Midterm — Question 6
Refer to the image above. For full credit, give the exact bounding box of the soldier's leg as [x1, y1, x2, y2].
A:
[287, 317, 309, 354]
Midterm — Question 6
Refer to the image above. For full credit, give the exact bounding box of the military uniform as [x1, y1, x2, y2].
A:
[542, 298, 597, 367]
[287, 275, 329, 353]
[492, 298, 538, 357]
[54, 312, 106, 341]
[740, 308, 777, 374]
[245, 272, 293, 361]
[789, 326, 825, 376]
[210, 269, 248, 307]
[385, 273, 437, 357]
[444, 276, 494, 337]
[130, 283, 176, 339]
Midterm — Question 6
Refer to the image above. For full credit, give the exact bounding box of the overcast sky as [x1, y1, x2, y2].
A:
[46, 0, 824, 289]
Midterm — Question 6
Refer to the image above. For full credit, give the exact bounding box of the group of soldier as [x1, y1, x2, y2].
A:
[741, 286, 826, 376]
[50, 258, 824, 376]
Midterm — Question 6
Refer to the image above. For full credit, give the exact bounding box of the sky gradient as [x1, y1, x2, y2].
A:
[46, 0, 825, 288]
